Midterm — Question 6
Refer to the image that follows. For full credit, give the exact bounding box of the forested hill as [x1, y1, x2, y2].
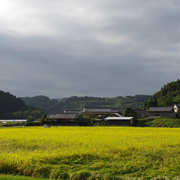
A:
[21, 96, 59, 110]
[22, 95, 152, 113]
[0, 90, 27, 118]
[143, 79, 180, 110]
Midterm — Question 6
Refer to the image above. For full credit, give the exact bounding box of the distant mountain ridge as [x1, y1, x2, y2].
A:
[2, 79, 180, 119]
[22, 95, 152, 113]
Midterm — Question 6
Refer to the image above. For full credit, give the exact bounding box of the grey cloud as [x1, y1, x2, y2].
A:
[0, 0, 180, 98]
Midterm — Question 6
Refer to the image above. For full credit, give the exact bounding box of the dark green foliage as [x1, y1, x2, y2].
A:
[144, 96, 158, 110]
[0, 91, 27, 119]
[38, 113, 48, 124]
[145, 118, 180, 127]
[123, 107, 138, 125]
[21, 96, 59, 111]
[0, 90, 46, 120]
[2, 109, 45, 120]
[144, 79, 180, 110]
[77, 113, 93, 126]
[27, 116, 36, 123]
[22, 95, 152, 113]
[137, 117, 180, 127]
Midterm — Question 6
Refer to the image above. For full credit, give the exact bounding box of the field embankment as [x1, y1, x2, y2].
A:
[138, 118, 180, 127]
[0, 127, 180, 179]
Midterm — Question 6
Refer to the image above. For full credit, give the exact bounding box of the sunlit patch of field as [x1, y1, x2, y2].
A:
[0, 127, 180, 179]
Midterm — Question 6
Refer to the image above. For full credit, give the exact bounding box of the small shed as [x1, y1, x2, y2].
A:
[104, 113, 133, 125]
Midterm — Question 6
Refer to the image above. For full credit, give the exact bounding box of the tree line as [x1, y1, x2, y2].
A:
[143, 79, 180, 110]
[22, 95, 152, 113]
[0, 90, 45, 119]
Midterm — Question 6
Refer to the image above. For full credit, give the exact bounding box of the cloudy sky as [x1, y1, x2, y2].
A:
[0, 0, 180, 98]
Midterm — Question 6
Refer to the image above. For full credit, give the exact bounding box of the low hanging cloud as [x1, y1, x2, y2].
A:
[0, 0, 180, 98]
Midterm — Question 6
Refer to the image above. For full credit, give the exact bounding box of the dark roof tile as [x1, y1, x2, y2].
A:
[148, 107, 173, 112]
[83, 107, 119, 113]
[46, 113, 78, 119]
[64, 110, 82, 114]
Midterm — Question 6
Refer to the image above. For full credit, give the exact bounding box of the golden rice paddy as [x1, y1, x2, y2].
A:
[0, 127, 180, 179]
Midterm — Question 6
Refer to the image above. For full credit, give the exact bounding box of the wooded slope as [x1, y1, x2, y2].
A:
[22, 95, 151, 113]
[144, 79, 180, 110]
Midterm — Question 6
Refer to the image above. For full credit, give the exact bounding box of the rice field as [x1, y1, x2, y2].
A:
[0, 126, 180, 179]
[0, 174, 52, 180]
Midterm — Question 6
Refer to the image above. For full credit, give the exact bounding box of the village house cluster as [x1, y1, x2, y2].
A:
[46, 107, 133, 126]
[46, 104, 180, 126]
[0, 105, 179, 126]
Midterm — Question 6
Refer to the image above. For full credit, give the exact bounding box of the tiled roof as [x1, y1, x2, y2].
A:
[64, 110, 82, 114]
[148, 107, 173, 112]
[46, 113, 78, 120]
[83, 107, 119, 113]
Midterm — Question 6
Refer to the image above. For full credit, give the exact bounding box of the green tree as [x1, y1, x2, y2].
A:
[144, 96, 158, 110]
[39, 113, 48, 124]
[27, 116, 36, 123]
[0, 90, 27, 118]
[123, 108, 138, 125]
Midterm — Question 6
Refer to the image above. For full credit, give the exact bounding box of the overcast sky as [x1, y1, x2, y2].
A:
[0, 0, 180, 98]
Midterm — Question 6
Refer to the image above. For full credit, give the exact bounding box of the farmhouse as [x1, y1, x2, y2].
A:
[46, 113, 79, 126]
[148, 107, 176, 117]
[83, 107, 119, 118]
